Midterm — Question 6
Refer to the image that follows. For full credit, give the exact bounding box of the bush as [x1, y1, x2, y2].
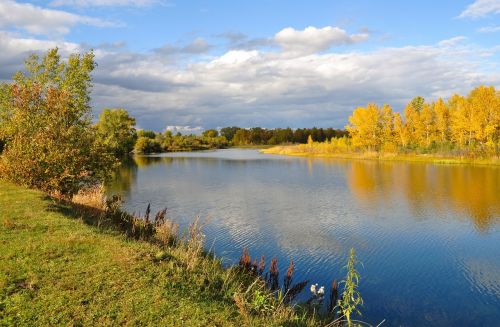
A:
[0, 49, 116, 197]
[95, 108, 137, 157]
[134, 136, 162, 154]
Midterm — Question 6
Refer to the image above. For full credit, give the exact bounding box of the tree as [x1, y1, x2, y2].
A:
[0, 48, 115, 196]
[134, 137, 162, 154]
[393, 112, 409, 148]
[232, 129, 251, 145]
[467, 86, 499, 152]
[420, 103, 435, 148]
[449, 94, 470, 148]
[137, 130, 156, 139]
[346, 104, 382, 151]
[95, 108, 137, 157]
[380, 104, 395, 148]
[220, 126, 240, 142]
[434, 98, 449, 145]
[202, 129, 219, 138]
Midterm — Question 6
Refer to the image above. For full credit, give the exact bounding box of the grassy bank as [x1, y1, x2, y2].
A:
[0, 181, 318, 326]
[262, 145, 500, 166]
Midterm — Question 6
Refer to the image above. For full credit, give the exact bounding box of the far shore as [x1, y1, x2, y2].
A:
[261, 146, 500, 166]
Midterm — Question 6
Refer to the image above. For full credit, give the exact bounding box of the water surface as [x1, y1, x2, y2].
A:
[108, 149, 500, 326]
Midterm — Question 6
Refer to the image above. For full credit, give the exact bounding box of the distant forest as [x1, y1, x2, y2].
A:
[220, 126, 348, 145]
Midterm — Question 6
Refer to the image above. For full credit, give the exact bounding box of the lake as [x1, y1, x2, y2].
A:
[107, 149, 500, 326]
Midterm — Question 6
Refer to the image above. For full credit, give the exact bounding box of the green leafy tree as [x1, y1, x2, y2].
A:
[134, 136, 162, 154]
[0, 48, 115, 196]
[220, 126, 240, 142]
[137, 130, 157, 139]
[95, 108, 137, 157]
[202, 129, 219, 138]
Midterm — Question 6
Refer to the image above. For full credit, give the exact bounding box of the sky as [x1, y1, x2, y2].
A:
[0, 0, 499, 132]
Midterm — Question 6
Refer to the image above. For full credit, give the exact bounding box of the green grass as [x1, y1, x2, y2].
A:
[0, 181, 311, 326]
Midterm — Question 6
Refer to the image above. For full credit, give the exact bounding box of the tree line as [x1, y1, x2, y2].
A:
[95, 112, 348, 155]
[346, 87, 499, 156]
[220, 126, 347, 145]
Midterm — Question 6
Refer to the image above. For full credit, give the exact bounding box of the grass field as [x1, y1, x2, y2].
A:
[0, 181, 315, 326]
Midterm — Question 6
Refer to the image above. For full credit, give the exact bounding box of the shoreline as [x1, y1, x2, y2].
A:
[261, 146, 500, 166]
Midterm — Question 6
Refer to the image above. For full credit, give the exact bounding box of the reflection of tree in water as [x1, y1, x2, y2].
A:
[347, 161, 500, 232]
[105, 157, 138, 196]
[134, 155, 172, 168]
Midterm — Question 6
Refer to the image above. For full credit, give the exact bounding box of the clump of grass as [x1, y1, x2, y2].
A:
[71, 184, 107, 210]
[154, 211, 179, 247]
[184, 217, 206, 270]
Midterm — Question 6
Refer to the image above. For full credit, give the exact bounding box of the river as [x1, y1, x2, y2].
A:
[107, 149, 500, 326]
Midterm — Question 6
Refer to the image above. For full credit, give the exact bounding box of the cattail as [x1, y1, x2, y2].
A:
[258, 256, 265, 276]
[154, 208, 167, 226]
[268, 257, 279, 291]
[239, 248, 251, 271]
[145, 203, 151, 223]
[284, 260, 294, 292]
[328, 279, 339, 316]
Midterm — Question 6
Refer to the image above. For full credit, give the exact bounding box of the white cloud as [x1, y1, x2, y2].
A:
[478, 25, 500, 32]
[49, 0, 161, 7]
[0, 31, 81, 80]
[0, 27, 498, 130]
[274, 26, 369, 55]
[154, 38, 212, 56]
[0, 0, 118, 36]
[165, 126, 204, 135]
[87, 37, 499, 130]
[459, 0, 500, 18]
[438, 36, 467, 47]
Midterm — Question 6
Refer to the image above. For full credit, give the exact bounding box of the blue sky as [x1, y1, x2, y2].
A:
[0, 0, 499, 131]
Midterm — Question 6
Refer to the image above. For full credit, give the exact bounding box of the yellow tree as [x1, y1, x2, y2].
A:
[433, 98, 449, 145]
[346, 103, 382, 151]
[420, 103, 436, 148]
[467, 85, 499, 151]
[393, 112, 409, 148]
[404, 96, 425, 147]
[449, 94, 469, 149]
[380, 104, 395, 148]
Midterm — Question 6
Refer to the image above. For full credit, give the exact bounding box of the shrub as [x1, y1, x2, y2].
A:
[0, 49, 115, 197]
[134, 136, 162, 153]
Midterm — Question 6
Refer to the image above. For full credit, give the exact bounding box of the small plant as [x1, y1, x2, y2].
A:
[258, 256, 265, 276]
[308, 283, 325, 310]
[328, 279, 339, 317]
[267, 257, 279, 291]
[154, 210, 179, 247]
[339, 248, 363, 326]
[185, 217, 205, 270]
[251, 289, 275, 314]
[283, 260, 294, 293]
[239, 248, 252, 271]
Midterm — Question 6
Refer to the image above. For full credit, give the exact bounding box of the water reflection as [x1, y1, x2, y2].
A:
[106, 157, 138, 197]
[119, 154, 500, 231]
[106, 150, 500, 326]
[346, 161, 500, 232]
